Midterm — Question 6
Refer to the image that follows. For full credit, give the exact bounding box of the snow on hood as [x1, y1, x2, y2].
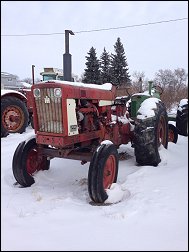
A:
[179, 98, 188, 107]
[177, 98, 188, 112]
[132, 90, 151, 96]
[40, 80, 113, 91]
[137, 97, 161, 120]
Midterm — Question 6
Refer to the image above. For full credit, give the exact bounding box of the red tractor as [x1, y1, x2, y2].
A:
[12, 80, 173, 203]
[1, 89, 31, 137]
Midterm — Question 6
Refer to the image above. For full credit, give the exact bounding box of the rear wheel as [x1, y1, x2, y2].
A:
[1, 96, 29, 136]
[88, 144, 119, 203]
[12, 138, 50, 187]
[134, 101, 168, 166]
[168, 124, 178, 144]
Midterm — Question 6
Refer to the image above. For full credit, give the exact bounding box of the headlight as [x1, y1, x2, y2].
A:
[33, 88, 41, 98]
[54, 88, 62, 97]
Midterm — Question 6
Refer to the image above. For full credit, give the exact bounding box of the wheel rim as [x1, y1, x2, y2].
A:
[157, 115, 167, 147]
[103, 155, 116, 189]
[26, 148, 46, 175]
[168, 129, 175, 142]
[2, 105, 24, 132]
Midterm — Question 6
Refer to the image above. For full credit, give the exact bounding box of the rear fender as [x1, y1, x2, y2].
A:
[1, 90, 27, 102]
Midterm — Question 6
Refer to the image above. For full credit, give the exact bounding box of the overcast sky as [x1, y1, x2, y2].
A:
[1, 1, 188, 81]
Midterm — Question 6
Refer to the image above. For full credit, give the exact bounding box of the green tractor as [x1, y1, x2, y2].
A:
[125, 81, 188, 166]
[125, 80, 187, 166]
[126, 81, 169, 166]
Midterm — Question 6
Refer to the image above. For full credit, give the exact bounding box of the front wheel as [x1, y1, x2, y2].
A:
[12, 138, 50, 187]
[88, 144, 119, 203]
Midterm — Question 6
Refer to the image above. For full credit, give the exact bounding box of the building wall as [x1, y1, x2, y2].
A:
[1, 72, 18, 89]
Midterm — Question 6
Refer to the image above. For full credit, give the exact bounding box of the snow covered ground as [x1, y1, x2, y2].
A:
[1, 126, 188, 251]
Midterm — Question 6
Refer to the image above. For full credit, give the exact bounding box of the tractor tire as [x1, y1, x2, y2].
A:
[1, 96, 29, 136]
[1, 98, 9, 137]
[88, 144, 119, 203]
[168, 124, 178, 144]
[133, 101, 168, 166]
[12, 138, 50, 187]
[176, 100, 188, 136]
[1, 127, 9, 138]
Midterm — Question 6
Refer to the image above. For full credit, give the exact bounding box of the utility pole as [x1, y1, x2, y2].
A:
[63, 30, 75, 81]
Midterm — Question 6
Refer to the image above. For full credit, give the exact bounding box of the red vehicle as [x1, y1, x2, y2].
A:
[12, 80, 171, 203]
[1, 89, 30, 137]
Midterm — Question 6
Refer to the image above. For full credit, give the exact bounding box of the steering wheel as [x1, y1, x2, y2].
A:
[153, 85, 164, 95]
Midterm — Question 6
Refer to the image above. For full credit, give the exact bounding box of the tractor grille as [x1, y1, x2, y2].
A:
[35, 88, 63, 133]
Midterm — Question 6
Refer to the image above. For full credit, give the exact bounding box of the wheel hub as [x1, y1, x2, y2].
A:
[3, 106, 23, 131]
[103, 155, 116, 189]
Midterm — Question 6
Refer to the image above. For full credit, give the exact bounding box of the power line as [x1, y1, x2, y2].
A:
[1, 17, 188, 37]
[75, 17, 188, 34]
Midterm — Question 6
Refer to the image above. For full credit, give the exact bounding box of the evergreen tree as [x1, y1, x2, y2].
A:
[82, 47, 101, 84]
[100, 47, 111, 83]
[111, 37, 131, 86]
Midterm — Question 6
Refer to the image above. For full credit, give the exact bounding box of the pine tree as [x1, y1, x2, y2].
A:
[111, 37, 131, 86]
[82, 47, 101, 84]
[100, 47, 111, 83]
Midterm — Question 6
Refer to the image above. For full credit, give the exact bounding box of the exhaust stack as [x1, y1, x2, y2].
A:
[63, 30, 75, 81]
